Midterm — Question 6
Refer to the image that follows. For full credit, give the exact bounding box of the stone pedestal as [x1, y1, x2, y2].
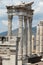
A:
[10, 55, 16, 65]
[2, 59, 10, 65]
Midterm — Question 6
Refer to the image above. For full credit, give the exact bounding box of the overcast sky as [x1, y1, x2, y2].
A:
[0, 0, 43, 33]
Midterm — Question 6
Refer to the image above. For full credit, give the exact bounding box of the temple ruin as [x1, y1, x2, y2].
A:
[0, 1, 43, 65]
[0, 2, 34, 65]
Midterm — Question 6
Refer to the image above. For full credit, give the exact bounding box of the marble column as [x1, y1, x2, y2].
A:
[40, 23, 43, 55]
[23, 16, 27, 57]
[18, 15, 23, 65]
[8, 15, 13, 39]
[32, 35, 35, 54]
[36, 24, 40, 55]
[22, 16, 28, 64]
[27, 17, 32, 56]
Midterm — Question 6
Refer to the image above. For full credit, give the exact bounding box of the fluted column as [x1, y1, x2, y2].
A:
[8, 15, 13, 39]
[27, 17, 32, 56]
[40, 23, 43, 55]
[32, 35, 35, 54]
[36, 24, 40, 55]
[23, 16, 27, 59]
[18, 15, 23, 65]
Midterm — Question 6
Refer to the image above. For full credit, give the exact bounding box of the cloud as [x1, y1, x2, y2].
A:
[0, 0, 43, 33]
[40, 0, 43, 2]
[1, 0, 13, 6]
[1, 0, 34, 6]
[32, 0, 43, 27]
[0, 9, 7, 17]
[2, 20, 8, 26]
[1, 19, 18, 30]
[34, 7, 40, 14]
[34, 1, 43, 14]
[15, 0, 34, 5]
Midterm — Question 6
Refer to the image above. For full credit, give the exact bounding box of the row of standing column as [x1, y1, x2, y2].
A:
[8, 15, 32, 65]
[8, 14, 35, 56]
[8, 15, 43, 56]
[18, 15, 32, 65]
[8, 15, 32, 56]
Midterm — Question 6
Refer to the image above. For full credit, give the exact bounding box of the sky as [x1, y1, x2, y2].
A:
[0, 0, 43, 33]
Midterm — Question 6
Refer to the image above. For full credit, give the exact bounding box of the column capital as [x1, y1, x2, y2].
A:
[8, 15, 13, 20]
[18, 15, 23, 19]
[28, 17, 33, 23]
[28, 17, 32, 18]
[24, 16, 27, 21]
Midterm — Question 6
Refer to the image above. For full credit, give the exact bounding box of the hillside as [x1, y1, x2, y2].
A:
[0, 27, 36, 36]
